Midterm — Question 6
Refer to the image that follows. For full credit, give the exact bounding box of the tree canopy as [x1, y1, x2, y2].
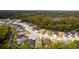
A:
[0, 24, 11, 44]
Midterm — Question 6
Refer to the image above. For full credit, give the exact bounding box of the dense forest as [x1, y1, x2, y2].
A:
[0, 24, 11, 44]
[0, 10, 79, 32]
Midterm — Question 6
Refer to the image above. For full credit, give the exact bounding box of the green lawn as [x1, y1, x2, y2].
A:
[20, 42, 30, 49]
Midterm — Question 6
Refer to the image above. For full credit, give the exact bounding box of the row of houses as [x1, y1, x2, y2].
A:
[9, 20, 79, 48]
[16, 31, 79, 48]
[15, 24, 29, 46]
[0, 19, 21, 24]
[16, 26, 79, 48]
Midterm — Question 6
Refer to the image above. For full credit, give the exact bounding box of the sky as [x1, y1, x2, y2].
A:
[0, 0, 79, 10]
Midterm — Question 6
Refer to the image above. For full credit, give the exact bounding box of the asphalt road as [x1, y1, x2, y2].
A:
[9, 26, 15, 49]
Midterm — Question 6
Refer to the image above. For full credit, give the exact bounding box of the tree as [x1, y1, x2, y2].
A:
[0, 24, 11, 44]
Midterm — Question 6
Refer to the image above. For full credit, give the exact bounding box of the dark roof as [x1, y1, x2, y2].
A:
[16, 24, 23, 28]
[64, 32, 70, 35]
[33, 27, 40, 30]
[18, 35, 24, 38]
[70, 32, 75, 35]
[53, 32, 58, 35]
